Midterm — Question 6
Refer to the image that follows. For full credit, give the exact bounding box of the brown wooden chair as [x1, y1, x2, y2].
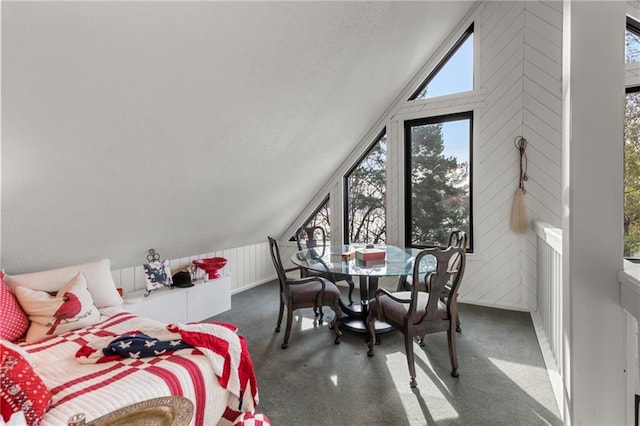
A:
[295, 226, 355, 306]
[268, 236, 342, 349]
[366, 245, 466, 387]
[397, 230, 467, 331]
[444, 231, 467, 332]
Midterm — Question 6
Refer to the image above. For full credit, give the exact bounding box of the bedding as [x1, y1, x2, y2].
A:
[15, 272, 101, 343]
[15, 309, 265, 425]
[0, 271, 29, 342]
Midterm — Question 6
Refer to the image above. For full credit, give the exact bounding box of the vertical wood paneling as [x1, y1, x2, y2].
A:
[112, 242, 279, 297]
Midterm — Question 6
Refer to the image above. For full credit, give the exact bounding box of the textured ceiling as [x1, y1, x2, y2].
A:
[2, 1, 475, 271]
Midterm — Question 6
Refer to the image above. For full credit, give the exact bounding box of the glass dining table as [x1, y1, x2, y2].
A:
[291, 244, 434, 334]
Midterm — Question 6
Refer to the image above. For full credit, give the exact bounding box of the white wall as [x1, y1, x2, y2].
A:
[111, 241, 274, 296]
[562, 2, 626, 424]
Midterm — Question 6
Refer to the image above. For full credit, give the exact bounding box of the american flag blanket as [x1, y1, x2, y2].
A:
[19, 311, 267, 426]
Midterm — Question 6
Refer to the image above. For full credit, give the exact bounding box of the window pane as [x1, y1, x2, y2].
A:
[346, 132, 387, 244]
[290, 197, 331, 242]
[627, 27, 640, 64]
[405, 113, 472, 249]
[304, 198, 331, 239]
[625, 91, 640, 257]
[412, 28, 473, 100]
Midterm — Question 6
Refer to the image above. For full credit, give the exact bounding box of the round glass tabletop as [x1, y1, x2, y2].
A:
[291, 244, 435, 278]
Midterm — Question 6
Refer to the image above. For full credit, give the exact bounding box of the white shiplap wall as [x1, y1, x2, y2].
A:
[451, 1, 561, 311]
[522, 1, 563, 310]
[111, 241, 275, 296]
[146, 1, 564, 311]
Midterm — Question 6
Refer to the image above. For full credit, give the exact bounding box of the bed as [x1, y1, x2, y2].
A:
[0, 259, 268, 426]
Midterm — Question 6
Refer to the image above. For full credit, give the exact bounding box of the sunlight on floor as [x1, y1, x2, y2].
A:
[385, 350, 459, 423]
[330, 374, 338, 386]
[488, 357, 556, 410]
[294, 314, 320, 331]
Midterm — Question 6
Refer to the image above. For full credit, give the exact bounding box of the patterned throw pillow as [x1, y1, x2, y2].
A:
[143, 260, 173, 291]
[0, 271, 29, 342]
[0, 343, 52, 425]
[15, 272, 100, 343]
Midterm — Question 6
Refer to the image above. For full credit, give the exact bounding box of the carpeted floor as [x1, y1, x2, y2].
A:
[210, 280, 562, 426]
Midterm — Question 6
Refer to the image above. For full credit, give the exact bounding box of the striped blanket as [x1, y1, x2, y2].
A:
[20, 311, 265, 425]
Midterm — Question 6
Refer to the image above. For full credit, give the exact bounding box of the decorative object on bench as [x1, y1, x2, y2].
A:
[143, 249, 173, 296]
[192, 257, 227, 280]
[170, 269, 194, 288]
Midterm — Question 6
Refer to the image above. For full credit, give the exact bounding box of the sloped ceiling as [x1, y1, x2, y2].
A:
[1, 1, 475, 272]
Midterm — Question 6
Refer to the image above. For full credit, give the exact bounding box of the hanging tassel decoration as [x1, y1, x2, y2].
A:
[510, 136, 528, 234]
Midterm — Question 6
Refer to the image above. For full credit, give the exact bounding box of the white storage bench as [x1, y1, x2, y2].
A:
[123, 275, 231, 323]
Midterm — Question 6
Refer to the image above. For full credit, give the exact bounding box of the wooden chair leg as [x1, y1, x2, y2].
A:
[447, 328, 459, 377]
[330, 301, 342, 344]
[452, 293, 461, 332]
[405, 332, 417, 388]
[282, 306, 294, 349]
[346, 278, 355, 306]
[275, 301, 284, 332]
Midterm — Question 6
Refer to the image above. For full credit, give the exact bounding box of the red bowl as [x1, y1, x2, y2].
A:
[192, 257, 227, 279]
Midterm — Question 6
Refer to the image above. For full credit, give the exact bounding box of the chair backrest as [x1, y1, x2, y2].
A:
[446, 230, 467, 281]
[295, 226, 327, 256]
[448, 230, 467, 251]
[268, 236, 288, 291]
[411, 246, 466, 323]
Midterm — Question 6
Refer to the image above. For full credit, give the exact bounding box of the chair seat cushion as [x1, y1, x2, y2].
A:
[290, 277, 340, 305]
[370, 291, 448, 325]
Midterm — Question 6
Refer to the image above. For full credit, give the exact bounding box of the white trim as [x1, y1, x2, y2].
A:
[530, 310, 564, 417]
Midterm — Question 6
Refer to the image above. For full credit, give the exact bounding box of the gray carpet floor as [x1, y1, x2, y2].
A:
[210, 280, 561, 425]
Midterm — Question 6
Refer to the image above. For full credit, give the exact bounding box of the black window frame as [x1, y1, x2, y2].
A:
[289, 195, 330, 242]
[404, 111, 474, 251]
[408, 23, 474, 101]
[343, 128, 387, 244]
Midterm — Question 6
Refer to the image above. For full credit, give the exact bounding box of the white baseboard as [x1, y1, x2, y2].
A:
[530, 311, 563, 421]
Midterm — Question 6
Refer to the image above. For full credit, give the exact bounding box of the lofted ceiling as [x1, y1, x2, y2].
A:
[1, 1, 476, 272]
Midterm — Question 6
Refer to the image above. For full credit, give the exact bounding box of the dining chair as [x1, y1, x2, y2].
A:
[366, 245, 466, 387]
[268, 236, 342, 349]
[396, 230, 467, 332]
[444, 230, 467, 332]
[295, 226, 355, 306]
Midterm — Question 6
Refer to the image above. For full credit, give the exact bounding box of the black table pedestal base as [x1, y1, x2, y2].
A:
[337, 275, 396, 335]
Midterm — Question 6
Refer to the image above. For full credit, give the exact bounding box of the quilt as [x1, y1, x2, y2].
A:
[19, 311, 262, 425]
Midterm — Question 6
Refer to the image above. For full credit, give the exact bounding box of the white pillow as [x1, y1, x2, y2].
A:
[4, 258, 122, 308]
[15, 272, 101, 343]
